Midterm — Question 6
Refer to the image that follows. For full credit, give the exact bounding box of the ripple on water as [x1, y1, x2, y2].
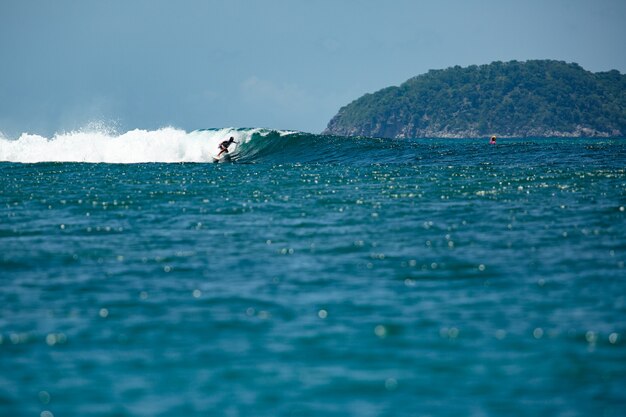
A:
[1, 140, 625, 416]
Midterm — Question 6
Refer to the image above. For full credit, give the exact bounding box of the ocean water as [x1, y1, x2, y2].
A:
[1, 128, 625, 417]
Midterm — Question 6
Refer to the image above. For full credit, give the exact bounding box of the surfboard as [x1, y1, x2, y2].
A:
[212, 153, 232, 163]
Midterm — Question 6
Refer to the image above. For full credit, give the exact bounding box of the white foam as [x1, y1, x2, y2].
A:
[0, 127, 264, 163]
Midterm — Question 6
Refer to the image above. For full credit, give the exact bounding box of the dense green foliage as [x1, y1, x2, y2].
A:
[324, 60, 626, 138]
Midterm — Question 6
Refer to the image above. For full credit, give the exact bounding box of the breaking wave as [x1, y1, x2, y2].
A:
[0, 127, 293, 163]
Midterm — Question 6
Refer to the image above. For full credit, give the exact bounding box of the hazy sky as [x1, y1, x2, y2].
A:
[1, 0, 625, 136]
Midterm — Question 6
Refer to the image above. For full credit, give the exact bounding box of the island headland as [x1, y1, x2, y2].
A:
[323, 60, 625, 138]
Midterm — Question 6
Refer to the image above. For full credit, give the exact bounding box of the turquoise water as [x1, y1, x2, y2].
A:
[1, 133, 625, 416]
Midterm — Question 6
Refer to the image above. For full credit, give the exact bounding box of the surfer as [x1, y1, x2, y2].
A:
[217, 137, 238, 158]
[489, 135, 497, 144]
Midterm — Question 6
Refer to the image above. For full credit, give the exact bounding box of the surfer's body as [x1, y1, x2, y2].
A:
[217, 137, 237, 158]
[212, 136, 237, 163]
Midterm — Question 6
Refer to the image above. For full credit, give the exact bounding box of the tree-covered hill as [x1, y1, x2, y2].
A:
[323, 60, 625, 138]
